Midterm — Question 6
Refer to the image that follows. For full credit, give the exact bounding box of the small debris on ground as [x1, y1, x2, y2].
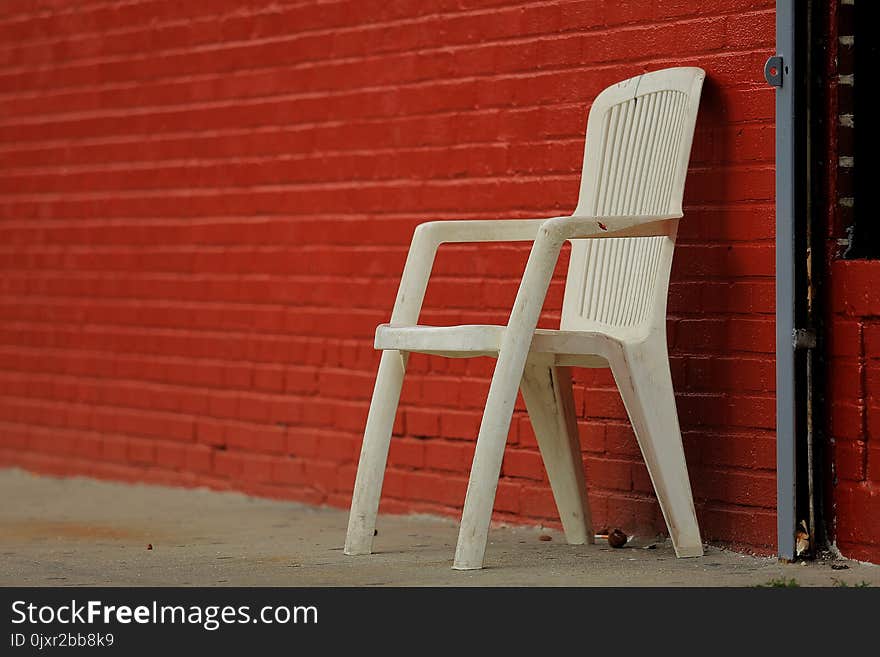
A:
[608, 529, 628, 549]
[539, 534, 552, 542]
[146, 544, 153, 550]
[795, 519, 810, 556]
[831, 563, 849, 571]
[373, 529, 378, 536]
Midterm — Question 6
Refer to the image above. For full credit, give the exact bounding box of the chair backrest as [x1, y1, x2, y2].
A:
[561, 67, 704, 336]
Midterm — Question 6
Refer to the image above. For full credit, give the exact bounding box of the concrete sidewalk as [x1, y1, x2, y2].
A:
[1, 468, 876, 587]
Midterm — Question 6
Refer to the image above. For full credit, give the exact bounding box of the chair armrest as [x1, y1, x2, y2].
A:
[413, 217, 563, 246]
[388, 213, 681, 326]
[389, 216, 565, 325]
[540, 213, 681, 243]
[415, 213, 680, 246]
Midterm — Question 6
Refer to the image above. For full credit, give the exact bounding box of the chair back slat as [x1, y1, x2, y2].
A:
[562, 67, 704, 333]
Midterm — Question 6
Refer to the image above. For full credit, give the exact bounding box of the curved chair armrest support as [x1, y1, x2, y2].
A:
[388, 217, 564, 326]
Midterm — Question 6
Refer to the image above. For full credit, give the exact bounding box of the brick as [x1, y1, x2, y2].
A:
[585, 456, 632, 492]
[691, 469, 775, 508]
[405, 408, 440, 438]
[195, 419, 226, 447]
[155, 441, 187, 470]
[578, 421, 605, 454]
[834, 262, 880, 316]
[864, 322, 880, 358]
[830, 402, 865, 441]
[603, 422, 639, 457]
[599, 492, 664, 537]
[502, 449, 545, 481]
[829, 358, 863, 403]
[271, 458, 306, 486]
[424, 440, 473, 472]
[834, 442, 867, 482]
[128, 439, 156, 465]
[686, 356, 774, 393]
[521, 485, 557, 519]
[698, 505, 776, 550]
[404, 471, 468, 507]
[867, 404, 880, 442]
[697, 431, 775, 470]
[834, 483, 880, 547]
[214, 451, 244, 480]
[388, 437, 426, 469]
[439, 410, 480, 441]
[253, 365, 285, 393]
[830, 320, 861, 358]
[184, 444, 214, 474]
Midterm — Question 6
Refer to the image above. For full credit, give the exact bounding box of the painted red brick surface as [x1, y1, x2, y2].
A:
[0, 1, 777, 552]
[821, 1, 880, 564]
[825, 262, 880, 563]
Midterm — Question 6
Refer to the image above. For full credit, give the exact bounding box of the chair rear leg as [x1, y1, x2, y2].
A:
[520, 362, 593, 545]
[344, 349, 407, 556]
[608, 339, 703, 557]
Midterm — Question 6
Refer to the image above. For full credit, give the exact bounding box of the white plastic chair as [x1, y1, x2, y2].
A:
[345, 67, 706, 570]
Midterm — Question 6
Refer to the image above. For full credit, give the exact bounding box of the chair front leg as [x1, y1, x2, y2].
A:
[453, 230, 563, 570]
[344, 349, 408, 555]
[452, 348, 528, 570]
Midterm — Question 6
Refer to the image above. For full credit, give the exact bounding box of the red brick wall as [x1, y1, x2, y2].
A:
[827, 263, 880, 563]
[0, 1, 777, 552]
[824, 1, 880, 564]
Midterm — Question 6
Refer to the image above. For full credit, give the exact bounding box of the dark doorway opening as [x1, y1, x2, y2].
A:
[845, 1, 880, 258]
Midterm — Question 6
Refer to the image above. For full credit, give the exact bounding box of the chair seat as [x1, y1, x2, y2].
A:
[374, 323, 613, 367]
